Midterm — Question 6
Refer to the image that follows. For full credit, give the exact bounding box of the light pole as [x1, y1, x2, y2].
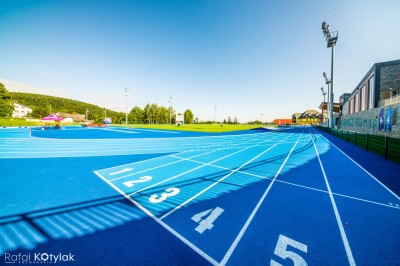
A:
[168, 96, 173, 124]
[320, 87, 327, 124]
[214, 105, 217, 123]
[261, 114, 264, 124]
[323, 72, 331, 127]
[85, 108, 89, 121]
[124, 88, 130, 125]
[322, 21, 338, 128]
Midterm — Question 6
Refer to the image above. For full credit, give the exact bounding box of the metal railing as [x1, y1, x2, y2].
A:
[317, 126, 400, 164]
[379, 94, 400, 107]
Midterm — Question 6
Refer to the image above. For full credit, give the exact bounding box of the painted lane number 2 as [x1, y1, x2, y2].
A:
[191, 207, 224, 234]
[123, 175, 152, 187]
[149, 188, 180, 203]
[270, 234, 308, 266]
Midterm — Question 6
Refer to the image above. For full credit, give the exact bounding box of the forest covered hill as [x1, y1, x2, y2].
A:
[10, 92, 124, 123]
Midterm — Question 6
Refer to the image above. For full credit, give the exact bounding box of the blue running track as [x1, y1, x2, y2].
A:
[0, 126, 399, 265]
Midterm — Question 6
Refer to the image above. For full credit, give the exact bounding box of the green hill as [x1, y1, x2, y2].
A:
[10, 92, 125, 123]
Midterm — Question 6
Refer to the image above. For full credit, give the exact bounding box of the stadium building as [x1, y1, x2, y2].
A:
[338, 59, 400, 138]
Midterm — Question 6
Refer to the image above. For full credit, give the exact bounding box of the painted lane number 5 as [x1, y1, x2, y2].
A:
[149, 188, 180, 203]
[270, 234, 308, 266]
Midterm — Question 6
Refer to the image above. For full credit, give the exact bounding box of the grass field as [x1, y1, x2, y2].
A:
[125, 124, 270, 133]
[0, 118, 272, 133]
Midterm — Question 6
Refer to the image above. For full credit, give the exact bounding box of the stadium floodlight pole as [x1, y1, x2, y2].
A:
[322, 21, 338, 128]
[124, 88, 130, 125]
[323, 72, 331, 127]
[168, 96, 173, 124]
[320, 87, 327, 123]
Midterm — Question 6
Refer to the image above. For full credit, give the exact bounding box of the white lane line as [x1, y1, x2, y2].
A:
[219, 128, 304, 266]
[130, 128, 180, 134]
[93, 135, 265, 173]
[107, 133, 274, 182]
[172, 156, 400, 210]
[126, 131, 296, 198]
[159, 133, 295, 220]
[100, 128, 140, 134]
[1, 130, 273, 158]
[109, 168, 134, 176]
[313, 137, 356, 266]
[93, 171, 219, 266]
[331, 192, 400, 210]
[312, 127, 400, 201]
[109, 150, 218, 182]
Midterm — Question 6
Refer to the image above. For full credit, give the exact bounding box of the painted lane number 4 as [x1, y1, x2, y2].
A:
[270, 234, 308, 266]
[191, 207, 224, 234]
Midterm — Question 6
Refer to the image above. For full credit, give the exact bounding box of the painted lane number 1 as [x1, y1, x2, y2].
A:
[191, 207, 224, 234]
[270, 234, 308, 266]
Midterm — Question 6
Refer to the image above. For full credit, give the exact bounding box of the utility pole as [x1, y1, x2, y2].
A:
[124, 88, 130, 125]
[214, 105, 217, 123]
[168, 96, 173, 124]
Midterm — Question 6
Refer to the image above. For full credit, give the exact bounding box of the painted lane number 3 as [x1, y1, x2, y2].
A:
[270, 234, 308, 266]
[149, 188, 180, 203]
[191, 207, 224, 234]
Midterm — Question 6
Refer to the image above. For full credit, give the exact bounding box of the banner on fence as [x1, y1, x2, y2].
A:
[385, 107, 392, 132]
[379, 108, 384, 131]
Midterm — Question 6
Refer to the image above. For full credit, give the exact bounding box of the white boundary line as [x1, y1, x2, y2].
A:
[93, 171, 219, 266]
[219, 127, 305, 265]
[313, 137, 356, 266]
[312, 127, 400, 200]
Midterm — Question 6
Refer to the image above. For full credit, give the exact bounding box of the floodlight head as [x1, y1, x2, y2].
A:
[321, 21, 330, 37]
[323, 72, 330, 84]
[320, 87, 326, 95]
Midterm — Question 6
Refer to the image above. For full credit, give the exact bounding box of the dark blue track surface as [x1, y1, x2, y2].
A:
[1, 126, 399, 265]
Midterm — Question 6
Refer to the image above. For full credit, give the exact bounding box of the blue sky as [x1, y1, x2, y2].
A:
[1, 0, 399, 122]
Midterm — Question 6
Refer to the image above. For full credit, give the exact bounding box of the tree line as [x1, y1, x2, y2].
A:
[0, 87, 196, 124]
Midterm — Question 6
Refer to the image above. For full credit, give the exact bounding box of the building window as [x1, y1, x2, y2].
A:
[361, 85, 366, 111]
[349, 98, 352, 114]
[354, 92, 359, 112]
[369, 76, 375, 109]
